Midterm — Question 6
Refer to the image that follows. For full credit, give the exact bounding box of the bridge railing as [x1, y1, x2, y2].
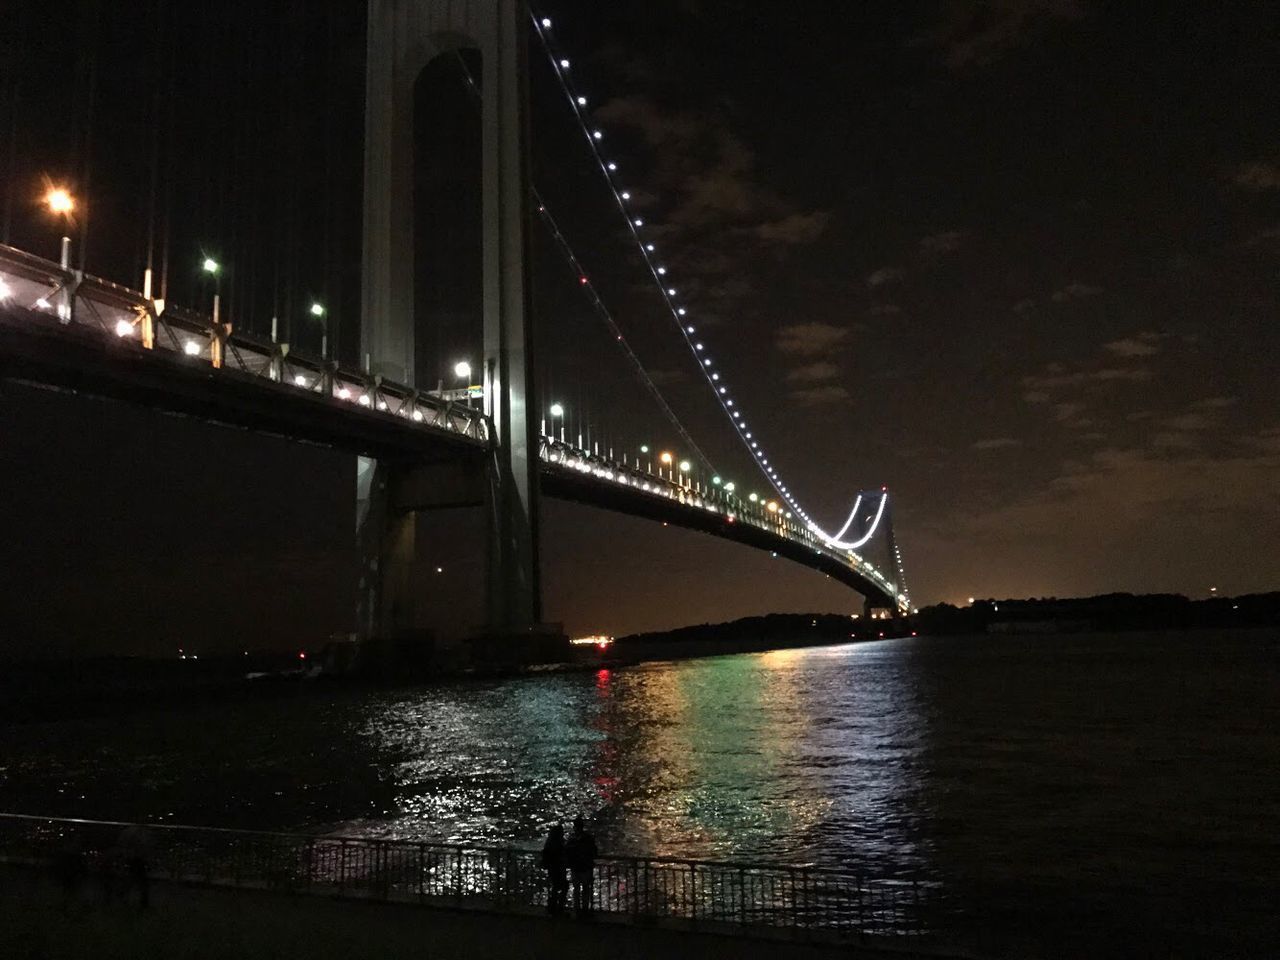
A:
[0, 243, 487, 444]
[538, 436, 905, 609]
[0, 812, 939, 944]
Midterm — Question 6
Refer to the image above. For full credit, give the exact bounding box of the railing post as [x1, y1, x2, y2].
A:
[689, 862, 697, 922]
[739, 867, 747, 925]
[418, 843, 425, 901]
[454, 845, 463, 903]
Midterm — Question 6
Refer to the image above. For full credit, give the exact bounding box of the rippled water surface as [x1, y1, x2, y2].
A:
[2, 632, 1277, 909]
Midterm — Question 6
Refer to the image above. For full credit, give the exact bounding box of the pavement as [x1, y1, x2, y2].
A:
[0, 865, 944, 960]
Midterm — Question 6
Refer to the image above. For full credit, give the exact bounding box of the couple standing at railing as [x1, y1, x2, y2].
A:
[541, 817, 598, 918]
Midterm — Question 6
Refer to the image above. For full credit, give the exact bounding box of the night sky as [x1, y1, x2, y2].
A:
[2, 1, 1278, 657]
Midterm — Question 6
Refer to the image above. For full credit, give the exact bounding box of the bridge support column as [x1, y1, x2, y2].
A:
[363, 0, 547, 650]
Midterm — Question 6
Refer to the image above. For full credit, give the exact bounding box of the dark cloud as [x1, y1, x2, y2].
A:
[750, 210, 832, 245]
[867, 266, 905, 288]
[972, 437, 1021, 450]
[918, 0, 1086, 68]
[788, 385, 852, 407]
[1231, 162, 1280, 191]
[866, 303, 902, 318]
[775, 322, 851, 356]
[919, 230, 966, 254]
[1051, 282, 1104, 303]
[1103, 334, 1161, 357]
[785, 361, 841, 383]
[1011, 298, 1037, 315]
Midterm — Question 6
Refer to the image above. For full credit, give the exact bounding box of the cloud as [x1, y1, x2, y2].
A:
[775, 322, 851, 356]
[785, 361, 840, 383]
[1104, 335, 1161, 357]
[1053, 401, 1086, 422]
[866, 303, 902, 318]
[1051, 282, 1104, 303]
[1161, 413, 1215, 432]
[1191, 396, 1237, 410]
[972, 438, 1021, 450]
[919, 230, 966, 254]
[788, 385, 852, 407]
[1231, 162, 1280, 191]
[867, 266, 905, 288]
[918, 0, 1087, 68]
[1023, 367, 1152, 391]
[751, 210, 832, 245]
[1011, 298, 1036, 315]
[955, 443, 1280, 554]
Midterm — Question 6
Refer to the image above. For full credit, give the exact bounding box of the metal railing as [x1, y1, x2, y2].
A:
[0, 813, 933, 944]
[0, 243, 488, 444]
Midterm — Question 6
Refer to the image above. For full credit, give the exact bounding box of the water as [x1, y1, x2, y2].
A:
[2, 631, 1277, 942]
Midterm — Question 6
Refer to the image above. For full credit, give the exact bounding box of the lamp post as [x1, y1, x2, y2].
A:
[43, 186, 76, 320]
[309, 302, 327, 358]
[454, 360, 473, 408]
[549, 402, 565, 443]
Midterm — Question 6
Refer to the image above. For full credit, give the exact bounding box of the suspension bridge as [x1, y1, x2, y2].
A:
[0, 0, 910, 656]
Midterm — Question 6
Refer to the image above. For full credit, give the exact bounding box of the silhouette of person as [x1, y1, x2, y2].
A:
[117, 824, 153, 910]
[564, 816, 598, 918]
[541, 824, 568, 916]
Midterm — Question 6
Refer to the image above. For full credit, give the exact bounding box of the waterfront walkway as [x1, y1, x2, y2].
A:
[2, 865, 942, 960]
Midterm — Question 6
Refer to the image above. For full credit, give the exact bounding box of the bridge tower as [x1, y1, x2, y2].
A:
[360, 0, 546, 652]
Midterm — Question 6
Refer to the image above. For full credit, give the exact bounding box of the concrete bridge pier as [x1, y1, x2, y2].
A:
[361, 0, 563, 660]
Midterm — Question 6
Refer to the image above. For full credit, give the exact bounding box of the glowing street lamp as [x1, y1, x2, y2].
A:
[309, 302, 325, 317]
[678, 460, 691, 487]
[202, 257, 220, 275]
[453, 360, 472, 381]
[548, 402, 565, 442]
[659, 451, 673, 479]
[44, 186, 75, 217]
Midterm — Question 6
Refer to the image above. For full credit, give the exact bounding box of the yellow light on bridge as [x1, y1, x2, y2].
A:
[766, 501, 779, 513]
[659, 451, 673, 465]
[44, 186, 75, 216]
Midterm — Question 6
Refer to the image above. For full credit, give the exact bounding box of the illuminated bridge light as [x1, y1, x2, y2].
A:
[183, 340, 201, 356]
[0, 279, 12, 300]
[358, 395, 371, 407]
[293, 374, 308, 387]
[114, 319, 133, 338]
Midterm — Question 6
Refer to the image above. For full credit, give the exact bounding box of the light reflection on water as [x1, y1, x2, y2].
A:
[344, 639, 927, 876]
[2, 631, 1277, 907]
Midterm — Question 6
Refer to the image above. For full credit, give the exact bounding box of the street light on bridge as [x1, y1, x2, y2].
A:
[453, 360, 472, 381]
[202, 257, 220, 275]
[659, 451, 673, 480]
[43, 186, 75, 218]
[678, 460, 691, 487]
[548, 402, 565, 442]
